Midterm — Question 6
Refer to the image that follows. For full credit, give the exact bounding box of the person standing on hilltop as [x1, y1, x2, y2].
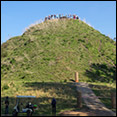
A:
[73, 15, 76, 19]
[76, 15, 79, 20]
[5, 96, 9, 115]
[56, 14, 59, 19]
[45, 16, 48, 21]
[54, 14, 56, 19]
[51, 15, 53, 19]
[70, 14, 72, 19]
[59, 14, 61, 19]
[48, 15, 51, 20]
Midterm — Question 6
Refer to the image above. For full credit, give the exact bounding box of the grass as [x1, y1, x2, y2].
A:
[1, 18, 116, 115]
[1, 81, 79, 116]
[1, 19, 116, 83]
[1, 80, 116, 116]
[88, 82, 116, 112]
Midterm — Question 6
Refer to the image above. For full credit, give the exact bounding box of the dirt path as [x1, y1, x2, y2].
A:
[75, 82, 116, 116]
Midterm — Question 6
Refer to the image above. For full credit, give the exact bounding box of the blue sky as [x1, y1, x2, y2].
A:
[1, 1, 116, 44]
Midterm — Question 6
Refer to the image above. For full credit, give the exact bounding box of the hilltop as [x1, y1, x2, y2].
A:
[1, 18, 116, 83]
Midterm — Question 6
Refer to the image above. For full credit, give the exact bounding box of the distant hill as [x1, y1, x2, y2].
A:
[1, 19, 116, 83]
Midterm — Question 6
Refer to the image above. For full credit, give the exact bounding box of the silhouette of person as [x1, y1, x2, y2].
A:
[5, 96, 9, 114]
[51, 98, 56, 115]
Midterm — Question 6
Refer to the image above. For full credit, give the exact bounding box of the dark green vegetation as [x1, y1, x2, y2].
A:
[1, 19, 116, 83]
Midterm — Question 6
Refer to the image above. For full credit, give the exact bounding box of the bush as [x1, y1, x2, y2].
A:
[78, 39, 85, 43]
[64, 79, 67, 82]
[10, 58, 16, 64]
[2, 84, 9, 90]
[85, 42, 92, 49]
[1, 51, 8, 58]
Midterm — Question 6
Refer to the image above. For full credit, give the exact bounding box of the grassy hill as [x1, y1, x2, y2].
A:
[1, 19, 116, 83]
[1, 18, 116, 115]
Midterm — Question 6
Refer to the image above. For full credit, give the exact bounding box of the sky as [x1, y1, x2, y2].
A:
[1, 1, 116, 44]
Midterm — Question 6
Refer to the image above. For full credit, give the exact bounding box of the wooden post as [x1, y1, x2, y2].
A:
[111, 92, 116, 108]
[77, 91, 82, 108]
[75, 72, 79, 82]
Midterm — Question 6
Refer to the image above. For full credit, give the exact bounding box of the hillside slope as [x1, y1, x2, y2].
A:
[1, 19, 116, 83]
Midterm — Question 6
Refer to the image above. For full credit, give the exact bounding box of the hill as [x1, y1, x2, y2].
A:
[1, 19, 116, 83]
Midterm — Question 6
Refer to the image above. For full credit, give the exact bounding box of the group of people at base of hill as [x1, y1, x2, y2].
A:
[45, 14, 79, 21]
[4, 96, 56, 116]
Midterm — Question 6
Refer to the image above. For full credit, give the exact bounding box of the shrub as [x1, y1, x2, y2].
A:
[96, 70, 100, 76]
[2, 84, 9, 90]
[78, 39, 85, 43]
[64, 79, 67, 82]
[1, 51, 8, 58]
[80, 54, 84, 58]
[10, 58, 16, 64]
[85, 42, 92, 49]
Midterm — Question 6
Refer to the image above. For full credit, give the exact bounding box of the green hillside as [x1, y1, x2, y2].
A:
[1, 19, 116, 83]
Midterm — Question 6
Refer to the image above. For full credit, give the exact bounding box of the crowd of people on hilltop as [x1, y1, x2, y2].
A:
[44, 14, 79, 21]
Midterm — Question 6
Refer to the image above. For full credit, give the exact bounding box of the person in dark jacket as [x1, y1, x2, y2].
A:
[51, 15, 53, 19]
[51, 98, 56, 115]
[76, 15, 79, 20]
[5, 96, 9, 114]
[48, 15, 51, 20]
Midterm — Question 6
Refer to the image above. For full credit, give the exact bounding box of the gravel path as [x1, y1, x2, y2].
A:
[75, 82, 116, 116]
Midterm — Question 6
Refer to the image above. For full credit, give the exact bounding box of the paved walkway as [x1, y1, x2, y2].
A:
[75, 82, 116, 116]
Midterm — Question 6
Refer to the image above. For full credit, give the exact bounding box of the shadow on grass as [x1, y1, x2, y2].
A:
[85, 63, 116, 83]
[88, 83, 116, 110]
[1, 82, 79, 116]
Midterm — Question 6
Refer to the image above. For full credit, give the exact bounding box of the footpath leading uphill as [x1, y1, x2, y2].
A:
[75, 82, 116, 116]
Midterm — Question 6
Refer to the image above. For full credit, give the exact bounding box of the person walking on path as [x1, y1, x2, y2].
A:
[5, 96, 9, 115]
